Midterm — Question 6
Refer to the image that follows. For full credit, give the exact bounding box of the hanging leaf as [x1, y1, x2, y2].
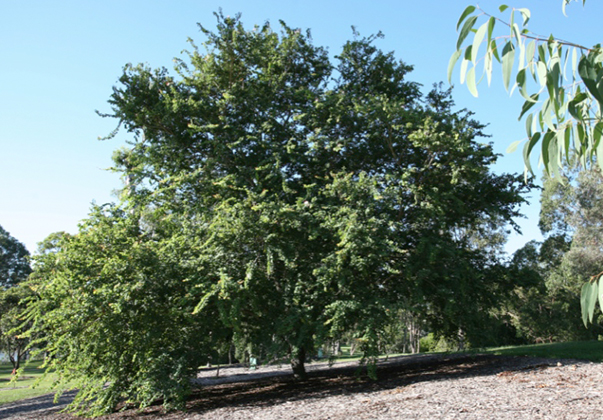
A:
[526, 40, 536, 67]
[466, 66, 478, 97]
[518, 8, 531, 25]
[457, 16, 478, 50]
[487, 17, 496, 46]
[491, 39, 501, 62]
[457, 5, 476, 30]
[523, 132, 541, 177]
[541, 130, 556, 174]
[460, 58, 469, 84]
[564, 123, 572, 164]
[572, 48, 579, 80]
[518, 94, 539, 120]
[568, 92, 588, 120]
[448, 50, 463, 83]
[516, 69, 536, 101]
[502, 42, 515, 91]
[578, 53, 603, 106]
[595, 122, 603, 172]
[471, 22, 488, 64]
[597, 276, 603, 315]
[526, 113, 534, 138]
[485, 49, 493, 85]
[551, 131, 563, 179]
[506, 139, 522, 153]
[536, 61, 548, 88]
[581, 281, 598, 327]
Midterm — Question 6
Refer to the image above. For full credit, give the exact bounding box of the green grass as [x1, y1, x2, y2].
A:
[0, 360, 62, 406]
[477, 340, 603, 362]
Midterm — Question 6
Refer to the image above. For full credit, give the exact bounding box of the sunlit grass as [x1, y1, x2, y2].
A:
[479, 340, 603, 362]
[0, 360, 62, 406]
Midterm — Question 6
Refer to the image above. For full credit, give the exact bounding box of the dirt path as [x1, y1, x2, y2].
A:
[2, 353, 602, 419]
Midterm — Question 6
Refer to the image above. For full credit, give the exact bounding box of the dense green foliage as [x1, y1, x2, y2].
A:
[0, 225, 30, 288]
[497, 168, 603, 342]
[0, 225, 32, 371]
[0, 285, 34, 371]
[543, 168, 603, 328]
[24, 14, 528, 415]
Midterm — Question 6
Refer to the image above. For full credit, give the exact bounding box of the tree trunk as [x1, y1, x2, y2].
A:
[457, 328, 466, 352]
[291, 347, 307, 380]
[9, 350, 21, 374]
[332, 340, 341, 356]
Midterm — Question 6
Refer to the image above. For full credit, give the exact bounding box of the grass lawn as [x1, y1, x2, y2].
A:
[478, 340, 603, 362]
[0, 359, 62, 406]
[336, 341, 603, 364]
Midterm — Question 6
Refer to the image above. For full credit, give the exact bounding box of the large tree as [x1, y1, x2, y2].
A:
[26, 14, 528, 415]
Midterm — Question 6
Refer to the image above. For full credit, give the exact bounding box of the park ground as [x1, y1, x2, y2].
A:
[2, 342, 603, 419]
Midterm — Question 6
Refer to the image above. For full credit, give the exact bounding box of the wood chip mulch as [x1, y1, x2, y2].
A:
[2, 353, 603, 419]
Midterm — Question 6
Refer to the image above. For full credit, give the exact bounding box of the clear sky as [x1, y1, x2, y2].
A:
[1, 0, 599, 254]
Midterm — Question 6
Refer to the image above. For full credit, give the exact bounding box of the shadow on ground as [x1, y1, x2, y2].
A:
[0, 354, 560, 419]
[0, 389, 78, 419]
[131, 354, 556, 419]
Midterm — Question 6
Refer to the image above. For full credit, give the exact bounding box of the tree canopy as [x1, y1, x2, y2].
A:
[0, 225, 32, 373]
[25, 13, 528, 415]
[0, 224, 31, 288]
[0, 285, 34, 372]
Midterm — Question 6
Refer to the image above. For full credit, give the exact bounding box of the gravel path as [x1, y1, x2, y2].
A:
[2, 354, 603, 419]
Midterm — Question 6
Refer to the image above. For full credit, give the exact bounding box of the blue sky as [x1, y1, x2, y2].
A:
[1, 0, 599, 254]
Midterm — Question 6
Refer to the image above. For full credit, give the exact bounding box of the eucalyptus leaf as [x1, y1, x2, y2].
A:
[466, 66, 479, 97]
[506, 139, 522, 153]
[502, 42, 516, 91]
[457, 5, 476, 30]
[518, 8, 531, 25]
[448, 50, 463, 83]
[581, 281, 599, 326]
[457, 16, 478, 50]
[471, 22, 488, 64]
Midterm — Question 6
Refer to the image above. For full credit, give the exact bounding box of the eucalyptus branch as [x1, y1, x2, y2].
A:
[476, 5, 591, 52]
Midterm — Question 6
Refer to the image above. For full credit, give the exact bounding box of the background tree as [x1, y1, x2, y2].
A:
[545, 168, 603, 327]
[0, 285, 34, 372]
[499, 168, 603, 341]
[0, 224, 31, 288]
[0, 225, 32, 372]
